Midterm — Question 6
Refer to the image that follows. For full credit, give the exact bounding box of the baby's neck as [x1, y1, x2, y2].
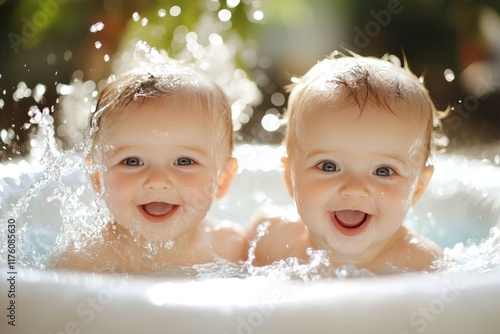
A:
[309, 227, 408, 274]
[104, 221, 206, 270]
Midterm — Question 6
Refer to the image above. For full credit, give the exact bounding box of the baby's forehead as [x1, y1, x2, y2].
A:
[100, 97, 230, 146]
[301, 90, 420, 119]
[296, 96, 428, 140]
[102, 96, 222, 131]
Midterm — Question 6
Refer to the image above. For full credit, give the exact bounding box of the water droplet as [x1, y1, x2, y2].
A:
[72, 70, 84, 80]
[63, 50, 72, 61]
[261, 112, 281, 132]
[157, 8, 167, 18]
[140, 18, 148, 27]
[444, 68, 455, 82]
[208, 33, 223, 46]
[227, 0, 240, 8]
[218, 9, 232, 22]
[90, 22, 104, 33]
[0, 129, 8, 144]
[47, 53, 56, 65]
[56, 83, 74, 95]
[170, 5, 181, 17]
[239, 112, 250, 124]
[94, 41, 102, 49]
[104, 54, 110, 62]
[206, 1, 220, 11]
[270, 92, 285, 107]
[132, 12, 140, 21]
[13, 81, 31, 101]
[33, 84, 46, 103]
[186, 31, 198, 43]
[253, 10, 264, 21]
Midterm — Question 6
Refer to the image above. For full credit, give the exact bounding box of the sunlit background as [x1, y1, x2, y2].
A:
[0, 0, 499, 161]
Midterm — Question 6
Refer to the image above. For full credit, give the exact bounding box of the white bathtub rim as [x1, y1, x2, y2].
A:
[8, 265, 500, 306]
[3, 265, 500, 334]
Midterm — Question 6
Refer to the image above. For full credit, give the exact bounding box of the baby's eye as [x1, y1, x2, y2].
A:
[175, 157, 194, 166]
[317, 161, 339, 172]
[374, 166, 394, 177]
[122, 157, 143, 166]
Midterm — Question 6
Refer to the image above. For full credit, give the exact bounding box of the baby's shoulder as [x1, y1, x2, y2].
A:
[50, 222, 123, 272]
[201, 219, 248, 262]
[51, 238, 106, 272]
[247, 206, 309, 266]
[387, 227, 443, 272]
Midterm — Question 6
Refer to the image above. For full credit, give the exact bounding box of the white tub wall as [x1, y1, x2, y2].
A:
[3, 267, 500, 334]
[409, 154, 500, 248]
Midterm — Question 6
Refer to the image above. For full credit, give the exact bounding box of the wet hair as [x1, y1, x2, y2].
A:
[284, 51, 448, 162]
[89, 62, 233, 160]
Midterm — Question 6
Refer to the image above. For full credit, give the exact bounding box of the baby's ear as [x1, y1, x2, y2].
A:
[281, 156, 294, 198]
[412, 165, 434, 205]
[216, 157, 238, 199]
[90, 173, 102, 194]
[86, 157, 102, 194]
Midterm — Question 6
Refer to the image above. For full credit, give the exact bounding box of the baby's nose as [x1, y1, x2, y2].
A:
[144, 169, 172, 190]
[339, 178, 370, 199]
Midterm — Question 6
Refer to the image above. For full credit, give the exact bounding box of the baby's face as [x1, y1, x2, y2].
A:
[286, 103, 430, 257]
[96, 98, 229, 243]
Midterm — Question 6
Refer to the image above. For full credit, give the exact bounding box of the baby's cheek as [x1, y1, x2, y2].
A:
[103, 172, 134, 196]
[377, 183, 414, 213]
[179, 174, 218, 211]
[296, 180, 331, 214]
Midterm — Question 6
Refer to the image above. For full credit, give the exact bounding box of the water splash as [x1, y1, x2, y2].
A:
[238, 220, 375, 281]
[0, 32, 264, 273]
[1, 0, 499, 281]
[245, 220, 270, 268]
[439, 226, 500, 273]
[0, 103, 103, 267]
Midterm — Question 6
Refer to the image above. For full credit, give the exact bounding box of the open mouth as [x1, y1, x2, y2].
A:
[330, 210, 371, 236]
[139, 202, 178, 222]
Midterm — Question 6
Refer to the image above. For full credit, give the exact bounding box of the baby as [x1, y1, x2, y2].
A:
[52, 61, 247, 273]
[248, 52, 444, 274]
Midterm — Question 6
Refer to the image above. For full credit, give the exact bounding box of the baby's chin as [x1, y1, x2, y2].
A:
[137, 221, 202, 246]
[111, 219, 177, 244]
[318, 232, 376, 258]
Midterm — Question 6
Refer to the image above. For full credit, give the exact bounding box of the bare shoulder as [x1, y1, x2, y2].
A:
[50, 223, 120, 272]
[387, 227, 444, 272]
[50, 238, 108, 272]
[246, 206, 310, 266]
[204, 219, 249, 262]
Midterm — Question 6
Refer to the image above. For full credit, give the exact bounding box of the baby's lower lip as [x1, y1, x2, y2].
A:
[330, 210, 371, 236]
[139, 202, 178, 223]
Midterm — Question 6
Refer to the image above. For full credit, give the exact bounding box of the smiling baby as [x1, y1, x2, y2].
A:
[52, 62, 247, 273]
[248, 52, 445, 274]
